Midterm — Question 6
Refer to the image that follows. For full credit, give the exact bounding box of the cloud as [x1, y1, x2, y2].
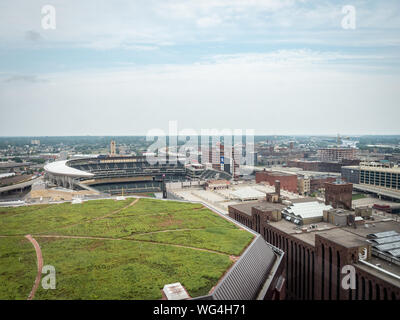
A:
[0, 0, 398, 50]
[3, 75, 47, 83]
[25, 30, 43, 42]
[0, 49, 399, 136]
[0, 1, 399, 136]
[196, 16, 223, 28]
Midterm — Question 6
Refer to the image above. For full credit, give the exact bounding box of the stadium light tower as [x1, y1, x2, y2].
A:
[162, 174, 167, 199]
[110, 140, 116, 156]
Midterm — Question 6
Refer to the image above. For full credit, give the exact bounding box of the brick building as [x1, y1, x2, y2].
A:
[228, 198, 400, 300]
[204, 179, 230, 190]
[287, 160, 319, 171]
[256, 170, 298, 193]
[324, 180, 353, 210]
[310, 176, 337, 192]
[318, 148, 357, 162]
[287, 159, 360, 173]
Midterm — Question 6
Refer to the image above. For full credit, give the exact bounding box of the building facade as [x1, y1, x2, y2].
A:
[341, 166, 360, 184]
[324, 181, 353, 210]
[256, 170, 298, 193]
[287, 159, 360, 173]
[359, 164, 400, 191]
[318, 148, 357, 162]
[228, 199, 400, 300]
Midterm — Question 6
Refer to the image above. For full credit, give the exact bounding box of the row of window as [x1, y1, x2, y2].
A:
[360, 170, 400, 189]
[265, 230, 398, 300]
[232, 212, 252, 229]
[264, 228, 315, 300]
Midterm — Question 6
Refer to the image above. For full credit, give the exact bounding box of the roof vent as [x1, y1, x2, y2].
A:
[162, 283, 190, 300]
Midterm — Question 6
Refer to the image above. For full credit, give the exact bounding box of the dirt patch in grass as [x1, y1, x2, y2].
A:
[156, 216, 184, 228]
[34, 237, 59, 244]
[87, 240, 105, 251]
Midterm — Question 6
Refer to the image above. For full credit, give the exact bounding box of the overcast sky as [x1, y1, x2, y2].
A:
[0, 0, 399, 136]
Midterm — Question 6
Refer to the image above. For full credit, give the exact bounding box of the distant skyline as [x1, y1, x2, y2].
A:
[1, 0, 400, 136]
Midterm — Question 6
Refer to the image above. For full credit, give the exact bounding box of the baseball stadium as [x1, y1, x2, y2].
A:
[44, 155, 233, 195]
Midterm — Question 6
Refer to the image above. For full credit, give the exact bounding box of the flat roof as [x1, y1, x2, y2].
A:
[258, 170, 296, 176]
[269, 215, 400, 278]
[317, 228, 367, 248]
[230, 187, 266, 200]
[342, 166, 360, 170]
[229, 201, 285, 216]
[356, 258, 400, 287]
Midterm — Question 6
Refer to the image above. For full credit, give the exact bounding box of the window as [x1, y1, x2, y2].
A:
[337, 251, 341, 300]
[328, 247, 333, 300]
[321, 244, 325, 300]
[376, 284, 380, 300]
[362, 277, 366, 300]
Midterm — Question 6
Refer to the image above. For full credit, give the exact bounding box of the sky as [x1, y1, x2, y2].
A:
[0, 0, 399, 136]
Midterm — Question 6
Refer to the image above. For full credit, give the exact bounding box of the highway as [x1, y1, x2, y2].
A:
[0, 177, 42, 194]
[353, 184, 400, 201]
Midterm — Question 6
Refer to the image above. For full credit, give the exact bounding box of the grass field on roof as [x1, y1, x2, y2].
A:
[0, 197, 254, 300]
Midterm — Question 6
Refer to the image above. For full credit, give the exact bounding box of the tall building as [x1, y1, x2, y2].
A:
[201, 142, 241, 180]
[359, 163, 400, 191]
[297, 176, 310, 195]
[318, 148, 356, 162]
[324, 180, 353, 210]
[31, 139, 40, 146]
[110, 140, 116, 156]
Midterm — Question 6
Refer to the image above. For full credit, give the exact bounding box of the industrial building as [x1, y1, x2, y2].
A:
[256, 170, 298, 193]
[318, 148, 357, 162]
[228, 184, 400, 300]
[324, 180, 353, 210]
[287, 159, 360, 173]
[282, 200, 333, 225]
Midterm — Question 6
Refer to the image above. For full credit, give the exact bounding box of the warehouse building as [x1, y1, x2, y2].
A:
[256, 170, 298, 193]
[228, 196, 400, 300]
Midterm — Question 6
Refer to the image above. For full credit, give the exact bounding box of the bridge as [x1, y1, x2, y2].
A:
[353, 184, 400, 201]
[0, 177, 42, 194]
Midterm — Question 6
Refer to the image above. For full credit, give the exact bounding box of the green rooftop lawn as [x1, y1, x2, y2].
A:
[0, 237, 37, 299]
[130, 227, 253, 256]
[34, 238, 232, 300]
[0, 198, 253, 300]
[0, 199, 133, 235]
[52, 207, 241, 241]
[116, 198, 204, 216]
